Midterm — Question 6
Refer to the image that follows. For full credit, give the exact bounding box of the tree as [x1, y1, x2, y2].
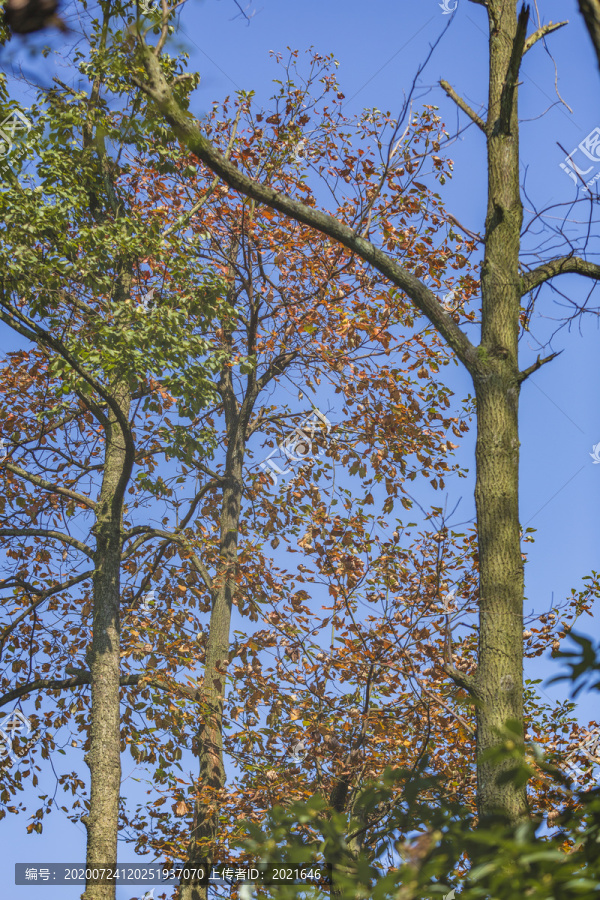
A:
[0, 46, 227, 898]
[2, 6, 599, 897]
[0, 32, 478, 899]
[129, 0, 600, 829]
[91, 69, 478, 897]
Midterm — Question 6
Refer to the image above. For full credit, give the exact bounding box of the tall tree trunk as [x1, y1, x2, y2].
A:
[471, 1, 527, 824]
[180, 432, 245, 900]
[82, 383, 132, 900]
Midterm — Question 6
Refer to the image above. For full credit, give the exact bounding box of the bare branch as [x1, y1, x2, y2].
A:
[499, 4, 530, 134]
[521, 255, 600, 294]
[439, 80, 487, 133]
[446, 212, 483, 244]
[0, 674, 91, 707]
[518, 351, 562, 384]
[523, 20, 568, 54]
[443, 607, 478, 695]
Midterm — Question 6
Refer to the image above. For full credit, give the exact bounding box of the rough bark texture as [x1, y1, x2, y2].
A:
[579, 0, 600, 69]
[180, 280, 251, 900]
[179, 469, 242, 900]
[468, 1, 528, 824]
[81, 382, 132, 900]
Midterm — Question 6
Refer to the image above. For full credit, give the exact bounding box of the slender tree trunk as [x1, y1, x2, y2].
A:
[180, 433, 245, 900]
[81, 384, 132, 900]
[471, 0, 527, 824]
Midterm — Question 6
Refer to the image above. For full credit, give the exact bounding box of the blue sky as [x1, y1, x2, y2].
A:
[2, 0, 600, 896]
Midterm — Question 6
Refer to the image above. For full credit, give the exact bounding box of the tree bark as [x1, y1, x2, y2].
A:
[579, 0, 600, 70]
[180, 272, 250, 898]
[81, 381, 133, 900]
[179, 464, 243, 900]
[467, 0, 528, 824]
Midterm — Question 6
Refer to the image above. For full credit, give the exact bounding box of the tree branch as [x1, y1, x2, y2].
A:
[5, 463, 97, 511]
[0, 668, 198, 708]
[443, 607, 478, 695]
[130, 41, 480, 376]
[499, 3, 529, 135]
[0, 529, 94, 558]
[124, 526, 212, 591]
[439, 80, 487, 133]
[0, 301, 136, 478]
[523, 20, 568, 54]
[518, 351, 562, 384]
[0, 569, 94, 657]
[160, 106, 242, 243]
[521, 255, 600, 294]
